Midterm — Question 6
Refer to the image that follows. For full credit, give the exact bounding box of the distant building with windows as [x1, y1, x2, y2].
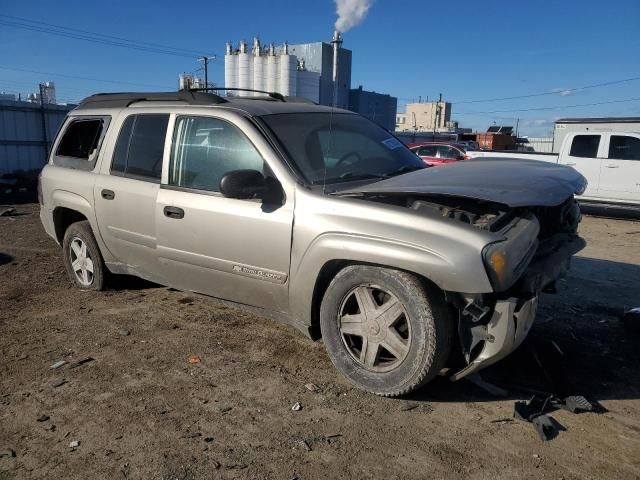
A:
[396, 100, 452, 132]
[348, 86, 397, 132]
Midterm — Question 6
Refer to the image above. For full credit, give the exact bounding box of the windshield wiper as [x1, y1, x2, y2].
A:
[319, 172, 385, 184]
[383, 165, 425, 178]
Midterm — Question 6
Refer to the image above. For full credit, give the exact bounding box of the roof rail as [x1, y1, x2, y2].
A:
[190, 87, 286, 102]
[190, 87, 318, 105]
[76, 90, 227, 110]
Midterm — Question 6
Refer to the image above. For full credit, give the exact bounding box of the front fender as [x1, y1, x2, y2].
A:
[288, 232, 493, 326]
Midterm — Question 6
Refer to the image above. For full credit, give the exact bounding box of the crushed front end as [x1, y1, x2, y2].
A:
[448, 196, 585, 380]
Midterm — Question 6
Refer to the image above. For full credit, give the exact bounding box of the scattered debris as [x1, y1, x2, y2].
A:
[184, 432, 201, 439]
[305, 383, 320, 393]
[17, 354, 28, 361]
[188, 354, 201, 364]
[0, 448, 16, 458]
[118, 329, 130, 336]
[467, 373, 509, 397]
[52, 379, 67, 388]
[0, 206, 16, 217]
[45, 424, 56, 432]
[622, 307, 640, 333]
[69, 440, 80, 448]
[50, 360, 67, 369]
[399, 402, 419, 412]
[514, 395, 603, 441]
[69, 357, 94, 369]
[36, 414, 50, 422]
[218, 406, 232, 413]
[291, 402, 302, 411]
[299, 439, 312, 451]
[204, 437, 214, 443]
[490, 418, 515, 425]
[533, 454, 540, 459]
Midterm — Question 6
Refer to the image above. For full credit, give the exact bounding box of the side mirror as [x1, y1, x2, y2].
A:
[219, 169, 266, 199]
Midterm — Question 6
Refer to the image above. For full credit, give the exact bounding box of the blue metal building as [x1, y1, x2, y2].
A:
[348, 86, 398, 132]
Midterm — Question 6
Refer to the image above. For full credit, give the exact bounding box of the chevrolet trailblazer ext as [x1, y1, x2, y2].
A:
[39, 91, 586, 396]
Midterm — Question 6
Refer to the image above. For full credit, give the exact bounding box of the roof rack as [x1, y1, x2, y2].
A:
[190, 87, 318, 105]
[190, 87, 286, 102]
[76, 90, 227, 110]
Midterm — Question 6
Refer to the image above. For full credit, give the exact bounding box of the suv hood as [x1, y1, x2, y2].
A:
[340, 159, 587, 207]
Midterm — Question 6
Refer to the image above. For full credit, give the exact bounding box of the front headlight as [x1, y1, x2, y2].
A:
[483, 238, 538, 292]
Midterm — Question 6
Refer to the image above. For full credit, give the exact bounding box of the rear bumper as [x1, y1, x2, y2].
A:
[450, 295, 538, 381]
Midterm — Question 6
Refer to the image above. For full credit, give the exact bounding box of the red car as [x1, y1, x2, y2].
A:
[408, 142, 471, 166]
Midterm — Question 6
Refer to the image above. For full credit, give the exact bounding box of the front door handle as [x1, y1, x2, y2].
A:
[101, 189, 115, 200]
[564, 162, 576, 166]
[604, 164, 620, 168]
[164, 206, 185, 219]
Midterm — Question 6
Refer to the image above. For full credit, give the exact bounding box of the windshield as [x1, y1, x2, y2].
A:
[260, 112, 426, 185]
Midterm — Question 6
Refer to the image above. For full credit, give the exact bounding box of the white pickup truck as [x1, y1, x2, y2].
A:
[467, 131, 640, 206]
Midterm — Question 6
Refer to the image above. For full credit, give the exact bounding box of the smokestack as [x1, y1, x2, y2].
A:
[331, 30, 343, 107]
[331, 30, 342, 83]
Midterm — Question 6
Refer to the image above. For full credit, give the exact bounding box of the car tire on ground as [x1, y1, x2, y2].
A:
[320, 265, 452, 397]
[62, 220, 107, 291]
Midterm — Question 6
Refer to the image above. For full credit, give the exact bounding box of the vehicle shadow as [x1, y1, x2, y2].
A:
[581, 203, 640, 221]
[405, 256, 640, 404]
[108, 274, 163, 291]
[0, 252, 14, 266]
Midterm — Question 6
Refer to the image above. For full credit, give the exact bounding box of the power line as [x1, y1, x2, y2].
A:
[0, 14, 206, 56]
[0, 66, 172, 89]
[397, 76, 640, 105]
[0, 16, 206, 58]
[455, 97, 640, 115]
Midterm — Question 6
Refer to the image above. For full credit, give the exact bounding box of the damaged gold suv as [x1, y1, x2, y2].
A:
[39, 90, 586, 396]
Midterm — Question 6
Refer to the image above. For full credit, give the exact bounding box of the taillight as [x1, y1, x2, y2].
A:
[37, 170, 43, 205]
[463, 155, 471, 161]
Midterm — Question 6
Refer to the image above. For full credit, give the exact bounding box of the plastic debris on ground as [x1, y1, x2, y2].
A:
[291, 402, 302, 411]
[188, 354, 201, 364]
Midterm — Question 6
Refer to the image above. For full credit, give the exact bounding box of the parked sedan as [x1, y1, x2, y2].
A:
[409, 142, 470, 166]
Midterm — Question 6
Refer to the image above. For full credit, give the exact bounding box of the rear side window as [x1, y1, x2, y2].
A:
[608, 135, 640, 161]
[569, 135, 600, 158]
[53, 117, 110, 170]
[111, 114, 169, 181]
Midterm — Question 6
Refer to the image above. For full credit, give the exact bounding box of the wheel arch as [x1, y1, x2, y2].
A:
[53, 207, 88, 244]
[307, 259, 451, 341]
[289, 232, 490, 334]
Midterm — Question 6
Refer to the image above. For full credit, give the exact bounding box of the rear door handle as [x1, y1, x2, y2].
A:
[101, 189, 115, 200]
[564, 162, 576, 166]
[604, 164, 620, 168]
[163, 206, 185, 219]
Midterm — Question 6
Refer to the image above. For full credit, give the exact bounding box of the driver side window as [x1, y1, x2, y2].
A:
[169, 116, 264, 192]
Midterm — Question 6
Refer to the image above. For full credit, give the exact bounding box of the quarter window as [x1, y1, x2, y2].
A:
[169, 116, 264, 192]
[569, 135, 600, 158]
[56, 119, 103, 159]
[111, 114, 169, 181]
[437, 146, 460, 159]
[608, 135, 640, 161]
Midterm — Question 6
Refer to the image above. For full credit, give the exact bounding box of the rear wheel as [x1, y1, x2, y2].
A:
[62, 221, 106, 291]
[320, 265, 452, 397]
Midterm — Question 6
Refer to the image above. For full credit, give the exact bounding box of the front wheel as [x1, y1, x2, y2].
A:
[319, 265, 452, 397]
[62, 221, 107, 291]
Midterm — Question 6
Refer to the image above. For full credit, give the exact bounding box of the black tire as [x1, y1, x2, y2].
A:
[62, 220, 107, 291]
[320, 265, 452, 397]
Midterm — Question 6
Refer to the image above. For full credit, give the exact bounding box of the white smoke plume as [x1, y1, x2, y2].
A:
[334, 0, 373, 33]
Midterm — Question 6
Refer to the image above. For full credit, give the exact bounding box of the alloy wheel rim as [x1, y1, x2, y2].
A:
[338, 284, 411, 372]
[69, 237, 94, 287]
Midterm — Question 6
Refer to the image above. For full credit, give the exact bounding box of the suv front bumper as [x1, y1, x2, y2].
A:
[450, 295, 538, 381]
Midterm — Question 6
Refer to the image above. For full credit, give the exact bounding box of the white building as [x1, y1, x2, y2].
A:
[224, 38, 320, 102]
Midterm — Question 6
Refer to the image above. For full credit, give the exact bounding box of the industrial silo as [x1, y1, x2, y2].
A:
[237, 40, 250, 96]
[279, 42, 297, 97]
[224, 42, 237, 92]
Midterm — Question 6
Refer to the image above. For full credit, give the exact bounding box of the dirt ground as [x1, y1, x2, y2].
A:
[1, 202, 639, 480]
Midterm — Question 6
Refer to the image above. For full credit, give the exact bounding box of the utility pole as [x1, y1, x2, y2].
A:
[197, 55, 216, 89]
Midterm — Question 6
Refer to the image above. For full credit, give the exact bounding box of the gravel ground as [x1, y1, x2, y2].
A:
[1, 202, 639, 480]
